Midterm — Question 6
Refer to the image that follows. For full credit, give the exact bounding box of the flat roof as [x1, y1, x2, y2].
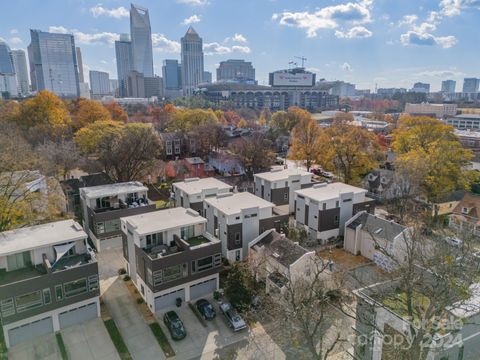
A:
[455, 129, 480, 138]
[452, 114, 480, 119]
[80, 181, 147, 199]
[0, 220, 87, 256]
[173, 177, 232, 195]
[254, 168, 311, 182]
[295, 182, 366, 202]
[205, 192, 274, 215]
[122, 207, 207, 235]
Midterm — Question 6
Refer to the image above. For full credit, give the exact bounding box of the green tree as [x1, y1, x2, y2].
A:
[75, 120, 124, 154]
[168, 108, 219, 132]
[224, 262, 256, 310]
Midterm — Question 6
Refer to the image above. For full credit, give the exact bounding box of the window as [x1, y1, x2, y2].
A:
[43, 288, 51, 305]
[180, 225, 194, 240]
[153, 269, 162, 286]
[335, 200, 339, 208]
[0, 298, 15, 317]
[214, 253, 222, 267]
[235, 250, 241, 261]
[96, 197, 110, 209]
[283, 193, 288, 201]
[147, 268, 153, 285]
[323, 203, 326, 210]
[104, 219, 121, 233]
[163, 264, 186, 282]
[64, 278, 87, 298]
[343, 198, 352, 203]
[55, 285, 63, 301]
[88, 275, 99, 292]
[194, 256, 215, 272]
[146, 232, 163, 248]
[244, 213, 257, 219]
[234, 232, 241, 245]
[95, 222, 105, 234]
[15, 290, 43, 312]
[285, 181, 288, 187]
[334, 215, 339, 226]
[7, 251, 32, 271]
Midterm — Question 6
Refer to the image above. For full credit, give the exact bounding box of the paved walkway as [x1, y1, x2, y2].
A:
[9, 333, 61, 360]
[61, 318, 120, 360]
[101, 277, 165, 360]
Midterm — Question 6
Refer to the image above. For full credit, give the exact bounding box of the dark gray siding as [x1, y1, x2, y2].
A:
[0, 262, 99, 325]
[226, 223, 242, 251]
[271, 188, 289, 205]
[353, 199, 376, 215]
[318, 208, 341, 232]
[259, 215, 289, 233]
[188, 201, 203, 214]
[135, 242, 222, 293]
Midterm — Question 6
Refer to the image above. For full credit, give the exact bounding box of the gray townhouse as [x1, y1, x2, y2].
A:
[204, 192, 289, 262]
[294, 182, 375, 243]
[80, 182, 156, 251]
[0, 220, 99, 348]
[254, 168, 314, 213]
[172, 177, 232, 214]
[121, 207, 222, 312]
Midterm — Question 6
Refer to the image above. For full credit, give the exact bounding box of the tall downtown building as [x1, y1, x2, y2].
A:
[28, 30, 80, 98]
[115, 34, 134, 97]
[76, 47, 85, 83]
[0, 41, 18, 99]
[463, 78, 480, 94]
[181, 27, 204, 97]
[217, 59, 255, 83]
[130, 4, 154, 78]
[162, 59, 182, 99]
[10, 50, 29, 96]
[441, 80, 456, 93]
[89, 70, 110, 99]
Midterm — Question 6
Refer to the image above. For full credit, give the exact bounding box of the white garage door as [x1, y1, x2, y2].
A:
[190, 278, 217, 300]
[8, 317, 53, 347]
[59, 302, 98, 329]
[154, 288, 185, 312]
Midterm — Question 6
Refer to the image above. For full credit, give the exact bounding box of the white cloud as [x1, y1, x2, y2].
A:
[397, 14, 418, 26]
[48, 26, 120, 45]
[272, 1, 372, 38]
[400, 31, 457, 48]
[224, 33, 247, 43]
[152, 34, 181, 53]
[440, 0, 480, 17]
[203, 42, 251, 56]
[415, 69, 465, 77]
[181, 15, 201, 25]
[10, 29, 18, 34]
[341, 62, 352, 71]
[335, 26, 372, 38]
[9, 37, 22, 45]
[177, 0, 208, 5]
[90, 5, 129, 19]
[100, 60, 108, 64]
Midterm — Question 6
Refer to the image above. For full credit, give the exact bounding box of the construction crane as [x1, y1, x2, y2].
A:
[294, 56, 307, 68]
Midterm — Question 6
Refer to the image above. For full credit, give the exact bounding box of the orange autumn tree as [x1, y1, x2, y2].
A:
[289, 115, 322, 171]
[72, 98, 112, 130]
[104, 101, 128, 123]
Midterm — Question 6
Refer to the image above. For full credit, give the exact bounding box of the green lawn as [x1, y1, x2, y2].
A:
[149, 322, 175, 358]
[186, 235, 210, 247]
[103, 319, 132, 360]
[55, 333, 68, 360]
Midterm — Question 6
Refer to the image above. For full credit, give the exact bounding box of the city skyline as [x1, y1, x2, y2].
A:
[0, 0, 479, 91]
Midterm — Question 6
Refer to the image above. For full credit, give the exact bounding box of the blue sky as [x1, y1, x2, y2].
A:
[1, 0, 479, 91]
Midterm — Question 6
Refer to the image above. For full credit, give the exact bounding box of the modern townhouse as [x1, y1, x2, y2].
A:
[80, 182, 156, 251]
[121, 207, 222, 312]
[204, 192, 289, 262]
[294, 182, 375, 243]
[172, 177, 232, 214]
[0, 220, 99, 348]
[254, 168, 314, 213]
[344, 212, 408, 272]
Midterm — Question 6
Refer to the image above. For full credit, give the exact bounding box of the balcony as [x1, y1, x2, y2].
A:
[0, 265, 47, 286]
[92, 198, 153, 214]
[51, 253, 96, 272]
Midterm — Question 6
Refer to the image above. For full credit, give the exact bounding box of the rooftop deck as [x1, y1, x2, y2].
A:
[0, 266, 46, 286]
[52, 253, 96, 272]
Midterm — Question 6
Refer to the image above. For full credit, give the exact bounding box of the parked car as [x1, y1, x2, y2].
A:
[219, 302, 247, 331]
[163, 311, 187, 340]
[195, 299, 216, 320]
[445, 236, 463, 247]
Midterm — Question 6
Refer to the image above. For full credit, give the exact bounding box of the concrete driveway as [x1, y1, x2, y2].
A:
[97, 241, 124, 280]
[101, 277, 165, 360]
[9, 333, 61, 360]
[61, 318, 120, 360]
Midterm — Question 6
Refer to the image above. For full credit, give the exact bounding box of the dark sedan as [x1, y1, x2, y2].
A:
[195, 299, 216, 320]
[163, 311, 187, 340]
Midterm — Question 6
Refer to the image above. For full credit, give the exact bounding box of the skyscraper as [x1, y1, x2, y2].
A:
[28, 30, 80, 98]
[126, 70, 145, 98]
[217, 59, 255, 82]
[203, 71, 212, 84]
[411, 82, 430, 93]
[441, 80, 456, 93]
[9, 49, 29, 96]
[130, 4, 154, 77]
[162, 59, 182, 99]
[89, 70, 110, 99]
[181, 27, 204, 97]
[463, 78, 480, 94]
[115, 34, 133, 97]
[0, 40, 18, 99]
[76, 47, 85, 83]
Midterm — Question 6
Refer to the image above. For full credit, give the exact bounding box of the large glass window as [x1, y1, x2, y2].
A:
[0, 298, 15, 317]
[104, 219, 121, 233]
[197, 256, 213, 272]
[64, 278, 87, 298]
[153, 270, 162, 286]
[43, 288, 51, 305]
[7, 251, 32, 271]
[180, 225, 194, 240]
[55, 285, 63, 301]
[163, 264, 184, 282]
[146, 232, 163, 248]
[88, 275, 99, 292]
[15, 290, 43, 312]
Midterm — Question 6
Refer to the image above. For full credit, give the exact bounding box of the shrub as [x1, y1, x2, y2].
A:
[123, 275, 131, 281]
[118, 268, 126, 275]
[213, 291, 221, 301]
[136, 298, 144, 304]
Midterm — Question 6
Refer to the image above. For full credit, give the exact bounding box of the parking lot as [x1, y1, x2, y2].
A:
[155, 298, 251, 360]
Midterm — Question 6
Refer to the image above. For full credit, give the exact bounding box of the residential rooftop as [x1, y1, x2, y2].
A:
[205, 192, 274, 215]
[347, 212, 407, 241]
[80, 181, 147, 199]
[173, 177, 232, 195]
[0, 220, 87, 256]
[122, 207, 206, 235]
[295, 182, 367, 202]
[252, 230, 310, 267]
[254, 167, 311, 182]
[451, 114, 480, 119]
[455, 129, 480, 138]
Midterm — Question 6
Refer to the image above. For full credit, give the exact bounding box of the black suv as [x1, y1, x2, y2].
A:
[163, 311, 187, 340]
[195, 299, 216, 320]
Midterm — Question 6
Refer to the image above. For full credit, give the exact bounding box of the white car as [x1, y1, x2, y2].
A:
[445, 236, 463, 247]
[219, 302, 247, 331]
